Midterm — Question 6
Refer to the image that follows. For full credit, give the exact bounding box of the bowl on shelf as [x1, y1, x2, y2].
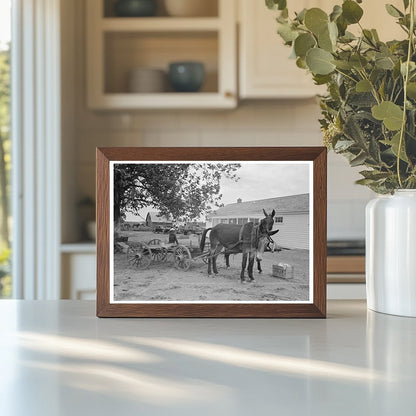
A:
[114, 0, 158, 17]
[164, 0, 218, 17]
[128, 68, 167, 93]
[168, 62, 205, 92]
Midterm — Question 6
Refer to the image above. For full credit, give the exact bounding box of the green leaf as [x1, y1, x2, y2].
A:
[277, 23, 298, 43]
[350, 152, 368, 167]
[318, 27, 334, 52]
[336, 15, 348, 36]
[294, 33, 316, 58]
[313, 74, 332, 85]
[339, 31, 356, 43]
[334, 140, 355, 152]
[356, 79, 372, 92]
[360, 170, 391, 181]
[407, 82, 416, 99]
[296, 57, 308, 69]
[296, 8, 307, 23]
[375, 55, 395, 70]
[330, 5, 342, 22]
[304, 8, 329, 35]
[342, 0, 364, 24]
[266, 0, 287, 11]
[333, 60, 353, 70]
[372, 101, 404, 131]
[403, 0, 410, 10]
[306, 48, 335, 75]
[382, 132, 408, 162]
[385, 4, 404, 18]
[350, 54, 368, 70]
[371, 29, 380, 42]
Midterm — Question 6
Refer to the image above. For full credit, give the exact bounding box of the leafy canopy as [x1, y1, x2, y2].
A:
[113, 163, 240, 223]
[266, 0, 416, 193]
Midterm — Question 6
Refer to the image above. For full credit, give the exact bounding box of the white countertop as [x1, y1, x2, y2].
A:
[0, 300, 415, 415]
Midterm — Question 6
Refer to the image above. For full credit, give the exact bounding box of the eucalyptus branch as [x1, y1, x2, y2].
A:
[359, 69, 381, 104]
[334, 68, 358, 84]
[397, 0, 415, 188]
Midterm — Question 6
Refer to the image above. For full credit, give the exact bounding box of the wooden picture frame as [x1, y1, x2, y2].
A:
[96, 147, 327, 318]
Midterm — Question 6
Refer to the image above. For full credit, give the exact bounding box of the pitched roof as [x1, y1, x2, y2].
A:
[211, 194, 309, 217]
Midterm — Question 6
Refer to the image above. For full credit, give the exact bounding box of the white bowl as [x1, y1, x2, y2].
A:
[128, 68, 167, 93]
[164, 0, 217, 17]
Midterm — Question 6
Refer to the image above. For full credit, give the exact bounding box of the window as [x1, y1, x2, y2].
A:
[237, 218, 248, 225]
[0, 0, 11, 298]
[275, 216, 284, 223]
[229, 218, 237, 224]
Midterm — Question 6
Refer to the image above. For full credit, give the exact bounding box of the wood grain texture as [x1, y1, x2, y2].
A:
[96, 147, 327, 318]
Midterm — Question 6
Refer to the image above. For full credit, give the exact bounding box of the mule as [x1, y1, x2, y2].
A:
[200, 209, 279, 283]
[223, 234, 277, 271]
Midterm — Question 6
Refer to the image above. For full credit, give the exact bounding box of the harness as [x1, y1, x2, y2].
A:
[219, 221, 273, 253]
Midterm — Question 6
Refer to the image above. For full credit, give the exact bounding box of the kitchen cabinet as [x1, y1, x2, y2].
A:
[238, 0, 404, 99]
[86, 0, 237, 109]
[238, 0, 324, 99]
[61, 245, 96, 300]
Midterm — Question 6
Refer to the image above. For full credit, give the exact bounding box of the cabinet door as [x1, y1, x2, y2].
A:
[239, 0, 404, 99]
[62, 253, 96, 300]
[239, 0, 325, 99]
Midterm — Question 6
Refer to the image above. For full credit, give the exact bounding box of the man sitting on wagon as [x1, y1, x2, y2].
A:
[168, 228, 179, 246]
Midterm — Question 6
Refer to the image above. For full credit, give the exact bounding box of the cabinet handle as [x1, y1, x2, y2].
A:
[225, 91, 234, 99]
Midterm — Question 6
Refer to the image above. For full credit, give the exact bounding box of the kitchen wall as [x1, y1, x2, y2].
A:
[61, 0, 374, 243]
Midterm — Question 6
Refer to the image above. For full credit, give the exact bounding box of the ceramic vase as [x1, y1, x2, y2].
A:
[366, 190, 416, 317]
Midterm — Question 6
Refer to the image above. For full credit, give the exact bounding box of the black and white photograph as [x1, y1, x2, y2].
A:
[110, 161, 313, 303]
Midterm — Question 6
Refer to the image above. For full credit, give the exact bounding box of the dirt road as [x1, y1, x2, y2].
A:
[113, 238, 310, 302]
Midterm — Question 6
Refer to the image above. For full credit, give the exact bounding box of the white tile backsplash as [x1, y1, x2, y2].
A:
[74, 100, 371, 240]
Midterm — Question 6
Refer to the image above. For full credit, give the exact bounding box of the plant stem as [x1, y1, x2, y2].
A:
[397, 0, 415, 188]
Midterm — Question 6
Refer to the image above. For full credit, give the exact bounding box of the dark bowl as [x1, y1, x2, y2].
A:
[168, 62, 205, 93]
[114, 0, 158, 17]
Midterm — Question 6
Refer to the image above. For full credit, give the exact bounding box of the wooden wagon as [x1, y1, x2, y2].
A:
[120, 237, 211, 271]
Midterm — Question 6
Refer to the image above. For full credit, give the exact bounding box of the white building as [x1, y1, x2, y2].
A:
[208, 194, 310, 250]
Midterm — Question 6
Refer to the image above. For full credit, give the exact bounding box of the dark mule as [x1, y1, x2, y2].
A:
[200, 209, 279, 283]
[223, 233, 277, 270]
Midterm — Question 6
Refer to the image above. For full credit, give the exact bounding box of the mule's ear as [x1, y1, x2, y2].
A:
[269, 229, 279, 236]
[271, 209, 275, 217]
[263, 208, 267, 217]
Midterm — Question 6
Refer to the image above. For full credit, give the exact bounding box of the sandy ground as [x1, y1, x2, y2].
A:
[113, 232, 310, 302]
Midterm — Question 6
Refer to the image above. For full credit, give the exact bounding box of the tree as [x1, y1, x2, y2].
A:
[0, 45, 10, 248]
[114, 163, 240, 225]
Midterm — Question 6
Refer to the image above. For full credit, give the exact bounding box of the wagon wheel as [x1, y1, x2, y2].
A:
[152, 247, 168, 262]
[173, 245, 192, 271]
[127, 242, 152, 269]
[148, 238, 162, 246]
[147, 239, 167, 262]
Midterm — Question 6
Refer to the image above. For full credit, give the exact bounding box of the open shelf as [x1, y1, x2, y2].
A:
[104, 31, 218, 94]
[103, 0, 219, 18]
[87, 0, 236, 109]
[101, 17, 221, 32]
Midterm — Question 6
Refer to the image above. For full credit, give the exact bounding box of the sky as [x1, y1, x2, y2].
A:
[124, 162, 311, 222]
[0, 0, 11, 49]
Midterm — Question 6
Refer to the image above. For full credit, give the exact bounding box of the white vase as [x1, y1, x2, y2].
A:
[366, 190, 416, 317]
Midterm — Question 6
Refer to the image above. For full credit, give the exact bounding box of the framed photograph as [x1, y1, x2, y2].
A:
[96, 147, 327, 318]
